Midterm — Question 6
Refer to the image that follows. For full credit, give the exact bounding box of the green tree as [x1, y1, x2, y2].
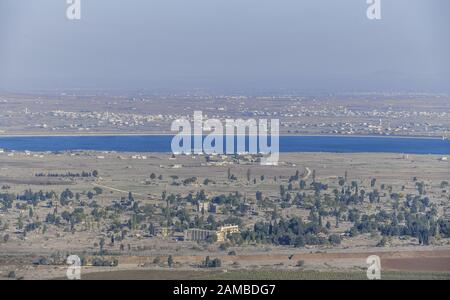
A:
[328, 234, 341, 245]
[17, 217, 23, 230]
[256, 191, 263, 202]
[206, 233, 218, 244]
[294, 235, 305, 248]
[99, 237, 105, 252]
[93, 187, 103, 195]
[299, 180, 306, 190]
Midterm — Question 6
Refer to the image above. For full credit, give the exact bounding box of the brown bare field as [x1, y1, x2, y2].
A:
[77, 270, 450, 280]
[382, 257, 450, 272]
[112, 249, 450, 272]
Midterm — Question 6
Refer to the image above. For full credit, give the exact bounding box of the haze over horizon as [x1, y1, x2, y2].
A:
[1, 0, 449, 93]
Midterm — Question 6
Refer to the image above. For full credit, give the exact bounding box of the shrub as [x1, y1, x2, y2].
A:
[153, 257, 161, 264]
[296, 260, 305, 267]
[328, 234, 341, 245]
[219, 243, 229, 251]
[203, 256, 222, 268]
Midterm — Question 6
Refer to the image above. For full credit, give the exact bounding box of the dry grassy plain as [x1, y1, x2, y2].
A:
[0, 151, 449, 279]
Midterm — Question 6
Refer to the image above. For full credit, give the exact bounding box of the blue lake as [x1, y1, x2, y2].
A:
[0, 135, 449, 154]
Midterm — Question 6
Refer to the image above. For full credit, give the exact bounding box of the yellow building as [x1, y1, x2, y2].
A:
[216, 225, 240, 242]
[158, 227, 171, 238]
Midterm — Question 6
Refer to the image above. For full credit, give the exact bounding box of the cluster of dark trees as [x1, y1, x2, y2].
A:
[62, 208, 85, 226]
[19, 189, 54, 205]
[4, 165, 447, 254]
[1, 190, 55, 210]
[149, 173, 163, 180]
[45, 213, 61, 225]
[351, 208, 449, 245]
[202, 256, 222, 268]
[211, 193, 242, 206]
[35, 170, 98, 178]
[24, 221, 42, 233]
[88, 257, 119, 267]
[241, 217, 340, 247]
[182, 177, 197, 185]
[1, 188, 98, 211]
[0, 193, 15, 210]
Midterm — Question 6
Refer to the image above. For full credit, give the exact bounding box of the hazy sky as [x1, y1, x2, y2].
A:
[0, 0, 449, 93]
